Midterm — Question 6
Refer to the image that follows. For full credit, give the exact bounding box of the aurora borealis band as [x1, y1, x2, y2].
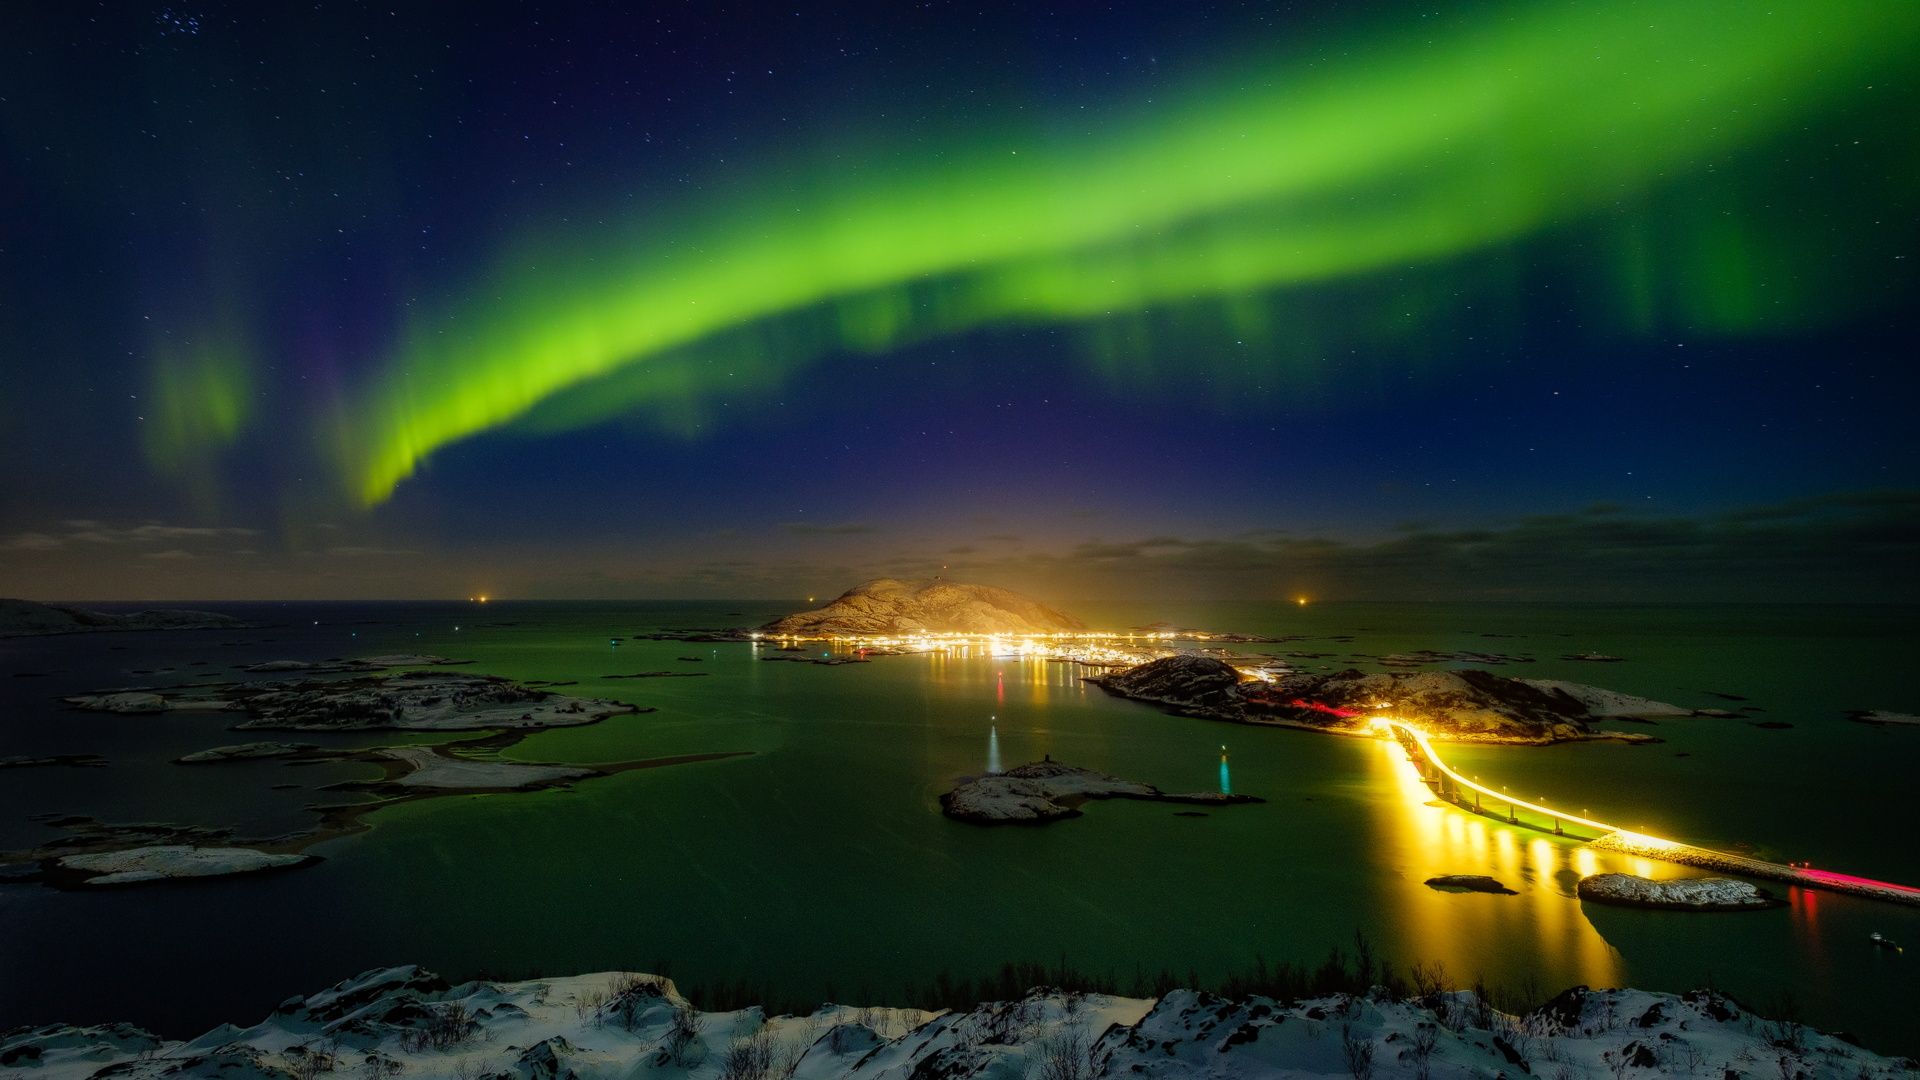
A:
[1, 0, 1917, 600]
[335, 0, 1915, 505]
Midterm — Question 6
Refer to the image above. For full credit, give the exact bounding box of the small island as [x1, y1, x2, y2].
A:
[1426, 874, 1518, 895]
[1576, 873, 1783, 911]
[65, 669, 641, 732]
[10, 665, 745, 890]
[941, 760, 1260, 824]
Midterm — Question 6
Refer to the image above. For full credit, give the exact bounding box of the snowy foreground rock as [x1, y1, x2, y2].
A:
[6, 966, 1913, 1079]
[1577, 873, 1783, 911]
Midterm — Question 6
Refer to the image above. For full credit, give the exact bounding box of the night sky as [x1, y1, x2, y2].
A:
[2, 1, 1916, 603]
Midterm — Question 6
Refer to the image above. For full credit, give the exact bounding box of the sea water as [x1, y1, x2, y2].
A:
[1, 601, 1915, 1050]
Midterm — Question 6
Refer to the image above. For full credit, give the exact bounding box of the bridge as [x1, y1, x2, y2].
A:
[1369, 717, 1920, 909]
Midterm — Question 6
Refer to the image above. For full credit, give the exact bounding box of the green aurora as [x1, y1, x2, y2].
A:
[291, 0, 1918, 506]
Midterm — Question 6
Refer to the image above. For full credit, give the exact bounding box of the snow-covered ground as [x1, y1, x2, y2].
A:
[4, 965, 1911, 1079]
[1518, 680, 1688, 718]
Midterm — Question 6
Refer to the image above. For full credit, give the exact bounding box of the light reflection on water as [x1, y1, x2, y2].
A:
[1365, 736, 1632, 989]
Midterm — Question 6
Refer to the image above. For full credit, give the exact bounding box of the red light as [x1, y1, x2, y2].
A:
[1289, 698, 1361, 719]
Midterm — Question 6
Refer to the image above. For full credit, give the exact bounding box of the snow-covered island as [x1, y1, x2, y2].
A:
[65, 670, 642, 732]
[0, 598, 249, 637]
[4, 964, 1912, 1080]
[15, 667, 740, 891]
[49, 845, 315, 888]
[174, 742, 317, 764]
[1849, 710, 1920, 727]
[1576, 873, 1784, 911]
[941, 760, 1260, 824]
[1092, 654, 1680, 745]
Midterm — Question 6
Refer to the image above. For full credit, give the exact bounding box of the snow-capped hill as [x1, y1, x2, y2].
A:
[758, 579, 1086, 637]
[0, 598, 248, 638]
[1097, 653, 1245, 709]
[6, 966, 1912, 1079]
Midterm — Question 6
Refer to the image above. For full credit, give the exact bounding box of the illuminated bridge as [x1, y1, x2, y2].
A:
[1370, 717, 1920, 909]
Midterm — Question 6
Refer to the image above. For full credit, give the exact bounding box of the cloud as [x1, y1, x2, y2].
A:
[39, 522, 259, 545]
[321, 546, 421, 558]
[922, 491, 1920, 604]
[6, 520, 260, 552]
[779, 521, 878, 536]
[142, 548, 197, 560]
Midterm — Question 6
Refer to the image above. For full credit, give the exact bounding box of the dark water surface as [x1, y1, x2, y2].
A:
[1, 601, 1915, 1051]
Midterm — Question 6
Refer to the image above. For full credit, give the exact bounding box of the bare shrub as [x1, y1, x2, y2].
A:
[717, 1033, 774, 1080]
[600, 973, 666, 1031]
[1026, 1025, 1094, 1080]
[1762, 993, 1804, 1052]
[398, 1003, 475, 1053]
[771, 1036, 807, 1080]
[1340, 1023, 1376, 1080]
[1352, 931, 1377, 993]
[1409, 1021, 1439, 1080]
[660, 1001, 705, 1066]
[286, 1040, 338, 1080]
[1409, 961, 1448, 1008]
[1467, 977, 1494, 1029]
[572, 986, 608, 1022]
